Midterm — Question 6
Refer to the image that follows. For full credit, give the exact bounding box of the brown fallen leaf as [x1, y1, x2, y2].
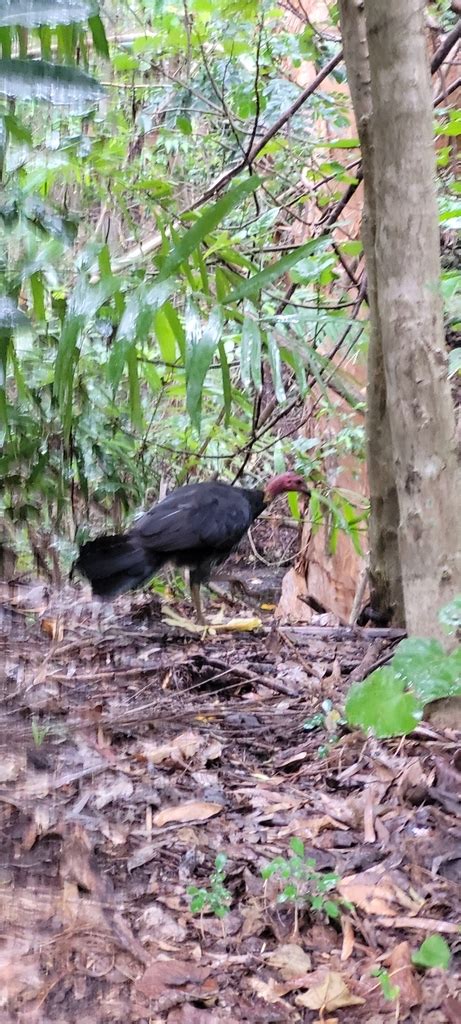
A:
[144, 730, 222, 766]
[136, 958, 211, 999]
[265, 943, 312, 979]
[153, 800, 223, 827]
[250, 976, 287, 1005]
[338, 869, 422, 917]
[295, 969, 365, 1011]
[386, 941, 422, 1010]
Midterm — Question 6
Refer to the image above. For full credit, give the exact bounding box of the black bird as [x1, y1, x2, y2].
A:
[75, 472, 310, 622]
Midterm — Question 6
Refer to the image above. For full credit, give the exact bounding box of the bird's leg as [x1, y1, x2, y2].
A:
[190, 582, 205, 624]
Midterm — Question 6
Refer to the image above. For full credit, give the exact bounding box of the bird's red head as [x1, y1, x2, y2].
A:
[263, 471, 310, 503]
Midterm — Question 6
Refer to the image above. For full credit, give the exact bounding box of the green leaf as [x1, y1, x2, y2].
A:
[157, 176, 260, 283]
[186, 306, 224, 432]
[412, 935, 451, 970]
[155, 307, 177, 364]
[225, 238, 322, 303]
[126, 345, 142, 429]
[214, 853, 227, 873]
[287, 492, 300, 521]
[448, 348, 461, 378]
[240, 314, 256, 388]
[0, 1, 99, 27]
[218, 340, 231, 426]
[88, 14, 109, 57]
[267, 334, 286, 403]
[0, 58, 103, 107]
[114, 279, 174, 364]
[439, 595, 461, 633]
[391, 638, 461, 704]
[162, 302, 185, 362]
[30, 272, 45, 320]
[290, 836, 304, 857]
[345, 668, 423, 738]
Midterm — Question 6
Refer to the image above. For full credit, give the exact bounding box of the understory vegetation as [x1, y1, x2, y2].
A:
[1, 0, 459, 580]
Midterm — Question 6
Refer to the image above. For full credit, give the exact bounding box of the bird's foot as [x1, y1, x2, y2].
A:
[161, 605, 212, 634]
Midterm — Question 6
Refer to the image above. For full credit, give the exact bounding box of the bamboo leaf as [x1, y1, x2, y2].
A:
[0, 58, 103, 107]
[30, 272, 45, 320]
[218, 340, 231, 426]
[88, 14, 109, 57]
[157, 176, 260, 283]
[155, 307, 177, 364]
[163, 301, 186, 362]
[267, 334, 286, 403]
[126, 345, 142, 429]
[225, 238, 322, 302]
[0, 2, 99, 28]
[186, 306, 224, 432]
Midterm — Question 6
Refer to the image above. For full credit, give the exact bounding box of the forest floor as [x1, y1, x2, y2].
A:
[1, 580, 460, 1024]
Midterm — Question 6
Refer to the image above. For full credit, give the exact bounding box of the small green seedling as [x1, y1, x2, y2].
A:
[371, 966, 400, 1002]
[261, 837, 352, 930]
[187, 853, 232, 920]
[412, 934, 451, 970]
[31, 718, 50, 747]
[303, 700, 346, 759]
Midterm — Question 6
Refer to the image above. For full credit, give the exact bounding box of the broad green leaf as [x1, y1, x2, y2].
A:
[54, 276, 118, 427]
[155, 307, 177, 364]
[280, 345, 308, 397]
[439, 595, 461, 633]
[0, 27, 12, 57]
[412, 935, 451, 970]
[225, 238, 322, 303]
[115, 279, 173, 347]
[0, 59, 103, 107]
[59, 22, 79, 61]
[163, 301, 186, 362]
[0, 2, 99, 27]
[309, 489, 323, 531]
[267, 334, 286, 403]
[448, 348, 461, 377]
[39, 24, 51, 58]
[391, 637, 461, 704]
[88, 14, 109, 57]
[157, 176, 260, 283]
[30, 272, 45, 320]
[186, 306, 224, 432]
[287, 492, 300, 521]
[98, 244, 111, 279]
[345, 668, 423, 738]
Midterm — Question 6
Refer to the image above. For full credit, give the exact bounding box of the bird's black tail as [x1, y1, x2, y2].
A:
[75, 533, 164, 599]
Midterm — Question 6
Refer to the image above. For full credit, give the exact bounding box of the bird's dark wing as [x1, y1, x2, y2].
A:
[132, 483, 254, 554]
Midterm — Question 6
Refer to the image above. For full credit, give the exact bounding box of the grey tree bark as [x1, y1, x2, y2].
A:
[339, 0, 405, 626]
[363, 0, 461, 638]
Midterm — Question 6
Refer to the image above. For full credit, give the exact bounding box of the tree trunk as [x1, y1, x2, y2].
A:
[363, 0, 461, 638]
[339, 0, 405, 625]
